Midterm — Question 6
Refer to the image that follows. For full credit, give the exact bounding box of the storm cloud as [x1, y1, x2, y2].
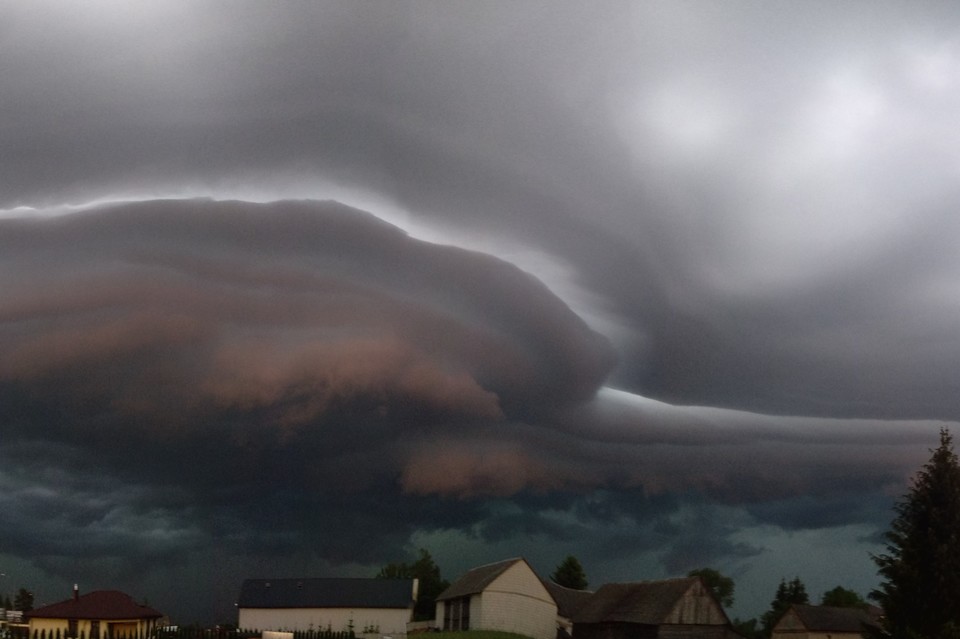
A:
[2, 0, 960, 625]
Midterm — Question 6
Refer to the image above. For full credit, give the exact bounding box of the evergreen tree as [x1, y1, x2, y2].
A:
[871, 428, 960, 639]
[551, 555, 588, 590]
[819, 585, 866, 609]
[14, 588, 34, 612]
[376, 548, 449, 622]
[760, 577, 808, 638]
[687, 567, 735, 608]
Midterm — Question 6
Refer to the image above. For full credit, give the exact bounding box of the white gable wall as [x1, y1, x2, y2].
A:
[664, 580, 728, 625]
[239, 607, 412, 635]
[477, 561, 557, 639]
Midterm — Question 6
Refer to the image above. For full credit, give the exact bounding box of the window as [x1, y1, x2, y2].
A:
[91, 620, 101, 639]
[68, 620, 78, 638]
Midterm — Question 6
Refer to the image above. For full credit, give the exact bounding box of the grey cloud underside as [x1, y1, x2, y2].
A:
[0, 198, 610, 469]
[6, 2, 960, 420]
[0, 201, 938, 576]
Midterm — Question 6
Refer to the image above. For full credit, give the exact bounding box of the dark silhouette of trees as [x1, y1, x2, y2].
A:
[14, 588, 33, 612]
[819, 585, 866, 609]
[376, 548, 449, 621]
[551, 555, 588, 590]
[871, 428, 960, 639]
[760, 577, 808, 638]
[687, 567, 734, 608]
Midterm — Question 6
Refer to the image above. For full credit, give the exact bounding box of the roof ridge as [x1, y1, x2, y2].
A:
[469, 557, 524, 570]
[544, 579, 594, 594]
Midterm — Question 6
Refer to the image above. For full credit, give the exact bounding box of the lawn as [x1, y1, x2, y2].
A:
[424, 632, 534, 639]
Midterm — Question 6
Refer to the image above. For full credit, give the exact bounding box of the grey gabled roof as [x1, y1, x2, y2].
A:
[543, 581, 594, 619]
[437, 558, 525, 601]
[573, 578, 698, 625]
[238, 578, 415, 610]
[788, 605, 881, 632]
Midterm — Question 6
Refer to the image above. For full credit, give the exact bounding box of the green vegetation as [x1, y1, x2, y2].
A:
[819, 585, 866, 609]
[551, 555, 588, 590]
[426, 632, 535, 639]
[14, 588, 33, 612]
[376, 548, 450, 621]
[760, 577, 808, 638]
[687, 568, 734, 608]
[871, 427, 960, 639]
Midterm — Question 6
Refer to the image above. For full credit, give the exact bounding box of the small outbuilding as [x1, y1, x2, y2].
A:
[572, 577, 738, 639]
[542, 580, 593, 639]
[237, 578, 417, 636]
[436, 558, 557, 639]
[771, 604, 882, 639]
[26, 587, 162, 639]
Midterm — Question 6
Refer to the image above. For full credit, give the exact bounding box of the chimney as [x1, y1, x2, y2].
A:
[73, 584, 79, 601]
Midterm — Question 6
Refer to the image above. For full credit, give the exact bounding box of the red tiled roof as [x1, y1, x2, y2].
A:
[27, 591, 162, 621]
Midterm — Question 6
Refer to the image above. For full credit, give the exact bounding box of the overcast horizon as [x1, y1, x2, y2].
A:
[2, 1, 960, 624]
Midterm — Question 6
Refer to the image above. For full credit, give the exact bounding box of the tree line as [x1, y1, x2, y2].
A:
[6, 430, 957, 639]
[0, 588, 33, 612]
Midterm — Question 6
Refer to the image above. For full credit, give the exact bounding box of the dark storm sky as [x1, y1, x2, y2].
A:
[2, 0, 959, 623]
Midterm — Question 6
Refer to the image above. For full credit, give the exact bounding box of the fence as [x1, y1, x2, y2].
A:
[9, 628, 356, 639]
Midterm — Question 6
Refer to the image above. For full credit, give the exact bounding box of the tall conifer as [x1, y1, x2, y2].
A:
[872, 428, 960, 639]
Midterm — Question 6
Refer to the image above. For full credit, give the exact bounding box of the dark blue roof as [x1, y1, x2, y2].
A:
[238, 578, 415, 610]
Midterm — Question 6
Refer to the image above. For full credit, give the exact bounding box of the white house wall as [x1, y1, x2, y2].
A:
[238, 607, 412, 634]
[478, 562, 557, 639]
[664, 581, 727, 625]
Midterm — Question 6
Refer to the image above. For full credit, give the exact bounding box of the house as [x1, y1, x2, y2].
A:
[25, 587, 162, 639]
[542, 580, 593, 639]
[572, 577, 739, 639]
[436, 558, 557, 639]
[236, 578, 417, 635]
[771, 604, 882, 639]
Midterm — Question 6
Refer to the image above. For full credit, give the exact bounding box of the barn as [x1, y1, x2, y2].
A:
[572, 577, 739, 639]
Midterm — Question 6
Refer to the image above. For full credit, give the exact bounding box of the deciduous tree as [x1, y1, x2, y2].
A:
[376, 548, 449, 621]
[871, 428, 960, 639]
[819, 585, 866, 609]
[551, 555, 588, 590]
[687, 567, 734, 608]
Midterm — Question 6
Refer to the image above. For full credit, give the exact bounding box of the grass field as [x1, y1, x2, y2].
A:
[423, 632, 534, 639]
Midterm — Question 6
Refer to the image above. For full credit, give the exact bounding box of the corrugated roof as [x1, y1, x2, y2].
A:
[237, 578, 415, 610]
[436, 558, 524, 601]
[27, 590, 162, 621]
[572, 578, 697, 625]
[788, 605, 881, 632]
[543, 581, 594, 619]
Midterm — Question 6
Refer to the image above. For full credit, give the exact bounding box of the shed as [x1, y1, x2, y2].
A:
[436, 558, 557, 639]
[771, 604, 882, 639]
[572, 577, 738, 639]
[542, 580, 593, 639]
